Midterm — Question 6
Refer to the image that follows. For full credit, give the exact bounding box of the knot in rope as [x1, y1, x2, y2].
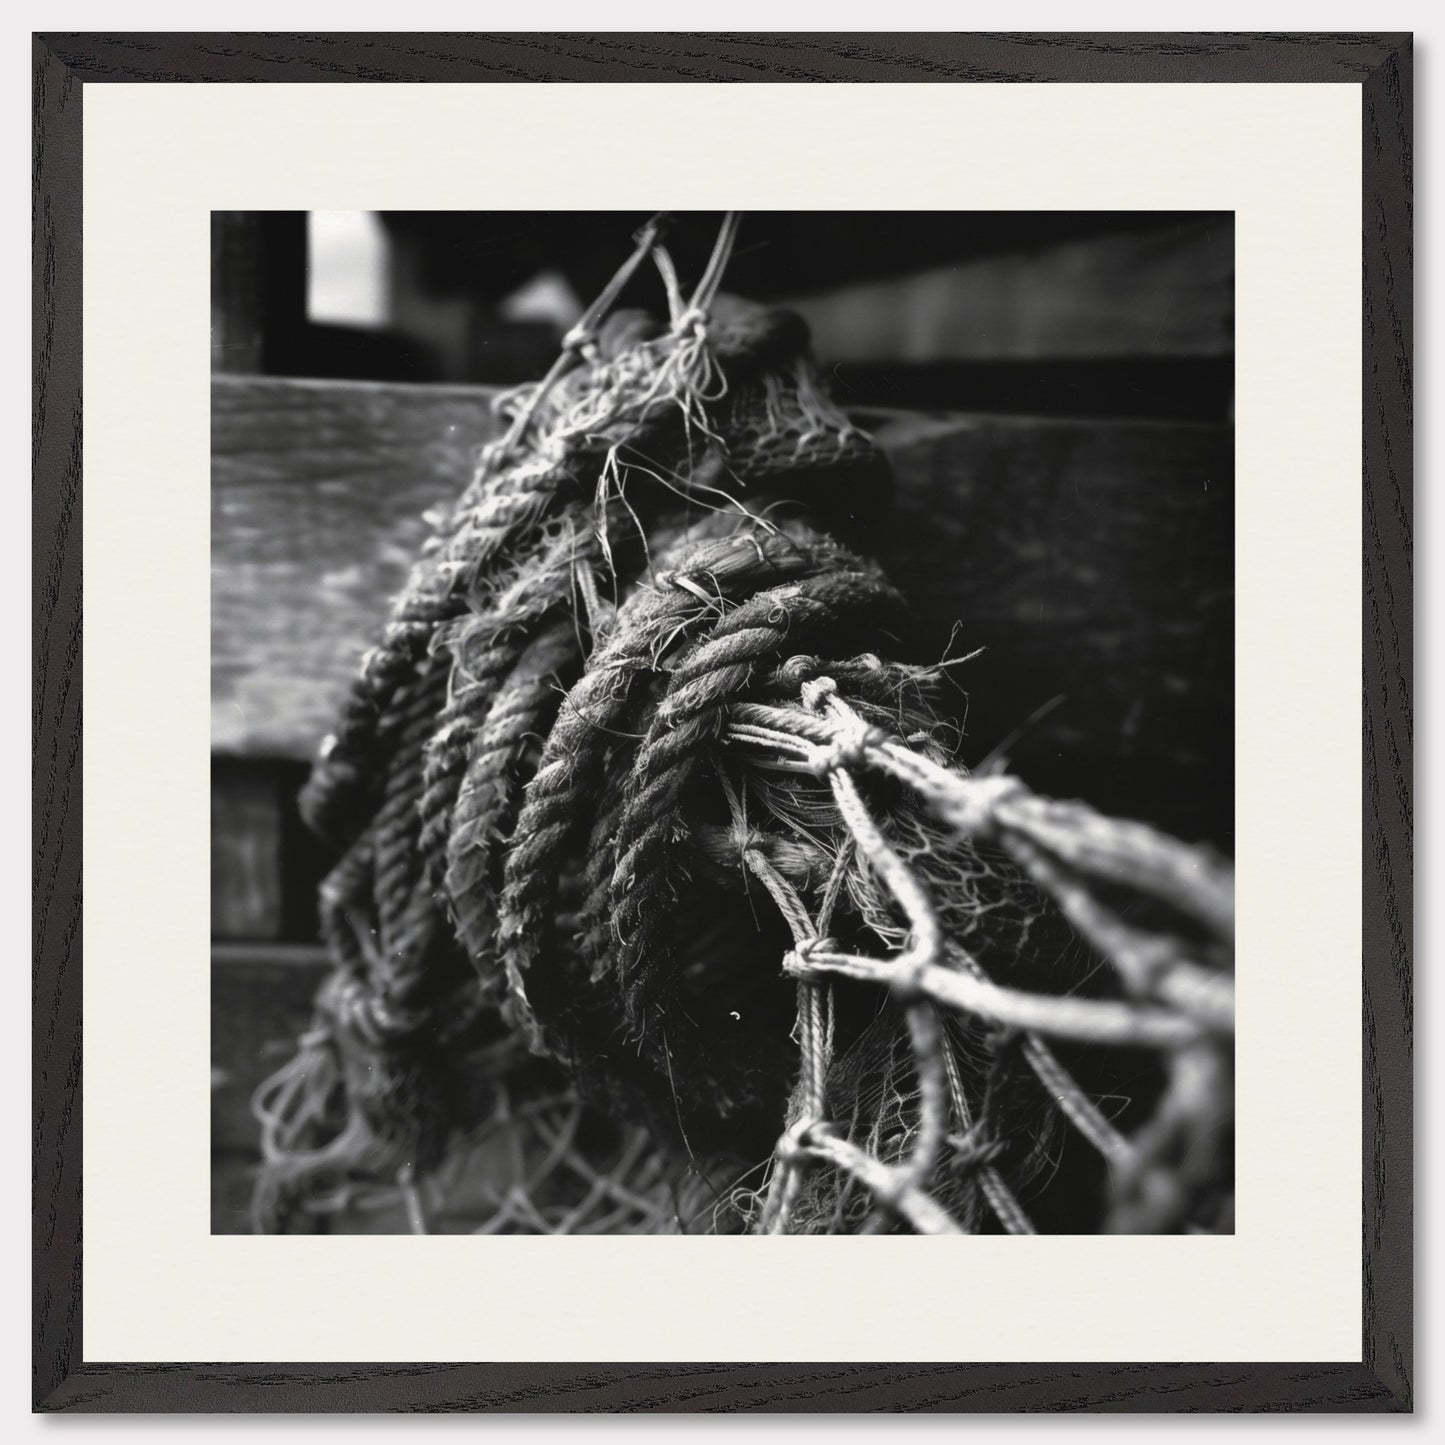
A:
[672, 305, 711, 339]
[776, 1116, 833, 1168]
[887, 952, 932, 1006]
[809, 721, 890, 778]
[785, 936, 841, 979]
[936, 774, 1029, 840]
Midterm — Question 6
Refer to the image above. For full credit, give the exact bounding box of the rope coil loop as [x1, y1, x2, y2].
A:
[255, 214, 1235, 1238]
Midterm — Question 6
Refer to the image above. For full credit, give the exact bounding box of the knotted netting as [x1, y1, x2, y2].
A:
[252, 214, 1235, 1236]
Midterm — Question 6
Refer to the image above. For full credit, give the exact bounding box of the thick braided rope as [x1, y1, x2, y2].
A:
[300, 357, 784, 850]
[609, 569, 909, 1027]
[368, 657, 450, 959]
[317, 835, 377, 984]
[539, 560, 914, 1127]
[567, 510, 762, 992]
[262, 257, 1237, 1235]
[494, 519, 743, 1051]
[445, 619, 580, 995]
[576, 735, 643, 988]
[280, 317, 875, 1162]
[264, 254, 992, 1225]
[496, 518, 827, 1052]
[322, 521, 621, 1039]
[418, 520, 611, 892]
[309, 646, 446, 953]
[299, 443, 579, 849]
[569, 541, 699, 991]
[298, 277, 815, 852]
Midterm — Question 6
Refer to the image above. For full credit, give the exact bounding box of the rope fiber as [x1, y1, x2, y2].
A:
[253, 215, 1235, 1237]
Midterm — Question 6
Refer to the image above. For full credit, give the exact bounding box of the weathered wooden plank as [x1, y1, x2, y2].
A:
[210, 212, 308, 375]
[210, 761, 285, 939]
[212, 376, 1231, 844]
[211, 375, 501, 755]
[211, 941, 331, 969]
[210, 212, 265, 374]
[874, 413, 1232, 846]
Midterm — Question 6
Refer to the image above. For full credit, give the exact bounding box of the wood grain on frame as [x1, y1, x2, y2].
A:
[1358, 39, 1413, 1409]
[32, 31, 1413, 1413]
[37, 31, 1409, 84]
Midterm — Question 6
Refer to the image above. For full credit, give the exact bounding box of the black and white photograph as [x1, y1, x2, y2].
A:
[210, 208, 1236, 1238]
[33, 22, 1418, 1414]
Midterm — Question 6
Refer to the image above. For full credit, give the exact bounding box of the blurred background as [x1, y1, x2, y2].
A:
[212, 211, 1233, 1231]
[213, 210, 1232, 417]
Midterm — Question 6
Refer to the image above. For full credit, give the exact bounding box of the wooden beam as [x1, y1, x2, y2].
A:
[211, 375, 501, 755]
[872, 411, 1233, 844]
[210, 762, 285, 939]
[212, 375, 1232, 843]
[210, 212, 309, 375]
[210, 213, 265, 374]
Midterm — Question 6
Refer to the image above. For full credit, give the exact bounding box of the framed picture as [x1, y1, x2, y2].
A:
[33, 31, 1412, 1412]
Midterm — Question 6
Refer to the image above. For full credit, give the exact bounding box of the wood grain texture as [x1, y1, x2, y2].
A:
[37, 31, 1405, 84]
[210, 212, 265, 374]
[33, 30, 1412, 1414]
[875, 413, 1232, 847]
[210, 764, 284, 938]
[32, 34, 83, 1414]
[211, 381, 1233, 845]
[209, 212, 309, 376]
[1359, 38, 1413, 1411]
[210, 376, 499, 755]
[36, 1360, 1401, 1413]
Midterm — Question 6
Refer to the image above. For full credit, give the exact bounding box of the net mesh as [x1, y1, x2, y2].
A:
[251, 215, 1234, 1237]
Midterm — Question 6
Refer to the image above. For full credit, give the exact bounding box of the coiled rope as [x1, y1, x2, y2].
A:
[254, 214, 1234, 1237]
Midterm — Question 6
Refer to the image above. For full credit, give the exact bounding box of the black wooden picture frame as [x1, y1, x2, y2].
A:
[32, 31, 1413, 1413]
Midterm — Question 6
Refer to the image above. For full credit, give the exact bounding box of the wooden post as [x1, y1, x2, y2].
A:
[210, 212, 308, 375]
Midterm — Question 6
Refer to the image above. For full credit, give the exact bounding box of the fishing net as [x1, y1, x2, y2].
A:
[252, 214, 1234, 1237]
